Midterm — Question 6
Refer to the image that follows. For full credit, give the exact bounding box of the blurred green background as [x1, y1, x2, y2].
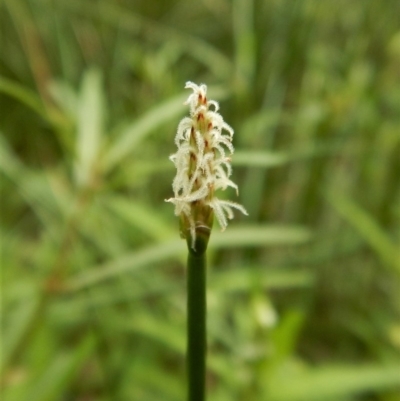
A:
[1, 0, 400, 400]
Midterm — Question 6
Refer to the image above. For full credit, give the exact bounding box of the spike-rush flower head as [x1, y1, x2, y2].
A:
[166, 82, 247, 249]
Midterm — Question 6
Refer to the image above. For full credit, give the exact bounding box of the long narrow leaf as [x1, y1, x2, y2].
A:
[104, 195, 174, 241]
[268, 364, 400, 401]
[327, 192, 400, 274]
[67, 225, 311, 290]
[28, 335, 96, 401]
[75, 69, 104, 187]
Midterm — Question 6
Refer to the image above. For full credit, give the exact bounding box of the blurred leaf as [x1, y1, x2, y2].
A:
[114, 313, 242, 383]
[233, 0, 256, 91]
[28, 334, 96, 401]
[0, 77, 66, 131]
[67, 225, 311, 290]
[239, 109, 283, 142]
[210, 225, 312, 248]
[121, 313, 185, 354]
[0, 133, 22, 176]
[268, 364, 400, 401]
[61, 0, 233, 79]
[233, 144, 342, 168]
[67, 238, 183, 291]
[74, 68, 104, 187]
[0, 296, 40, 374]
[0, 76, 46, 118]
[54, 268, 312, 314]
[233, 151, 290, 168]
[210, 269, 313, 293]
[327, 192, 400, 274]
[126, 359, 184, 401]
[270, 310, 306, 365]
[104, 195, 173, 241]
[0, 134, 62, 233]
[48, 79, 79, 120]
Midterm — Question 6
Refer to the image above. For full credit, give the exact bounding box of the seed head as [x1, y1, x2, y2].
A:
[166, 82, 247, 249]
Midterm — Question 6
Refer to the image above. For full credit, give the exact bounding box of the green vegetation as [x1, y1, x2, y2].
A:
[1, 0, 399, 400]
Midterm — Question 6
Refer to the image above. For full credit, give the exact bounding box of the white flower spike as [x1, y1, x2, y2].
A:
[166, 82, 248, 249]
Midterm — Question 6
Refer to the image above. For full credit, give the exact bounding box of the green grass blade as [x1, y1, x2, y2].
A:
[0, 296, 40, 374]
[67, 225, 311, 290]
[67, 239, 183, 291]
[233, 151, 290, 168]
[233, 144, 342, 168]
[74, 68, 104, 187]
[210, 269, 313, 294]
[104, 195, 174, 241]
[233, 0, 256, 91]
[0, 134, 63, 232]
[124, 358, 184, 400]
[0, 77, 64, 130]
[0, 76, 46, 118]
[124, 313, 185, 355]
[327, 192, 400, 274]
[210, 225, 312, 248]
[268, 364, 400, 401]
[48, 79, 79, 119]
[28, 335, 96, 401]
[60, 0, 233, 79]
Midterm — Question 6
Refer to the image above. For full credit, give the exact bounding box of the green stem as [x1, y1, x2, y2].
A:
[186, 234, 208, 401]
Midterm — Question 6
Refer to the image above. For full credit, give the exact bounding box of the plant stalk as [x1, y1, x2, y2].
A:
[186, 233, 208, 401]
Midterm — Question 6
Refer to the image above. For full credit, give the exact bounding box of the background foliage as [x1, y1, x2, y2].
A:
[1, 0, 400, 400]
